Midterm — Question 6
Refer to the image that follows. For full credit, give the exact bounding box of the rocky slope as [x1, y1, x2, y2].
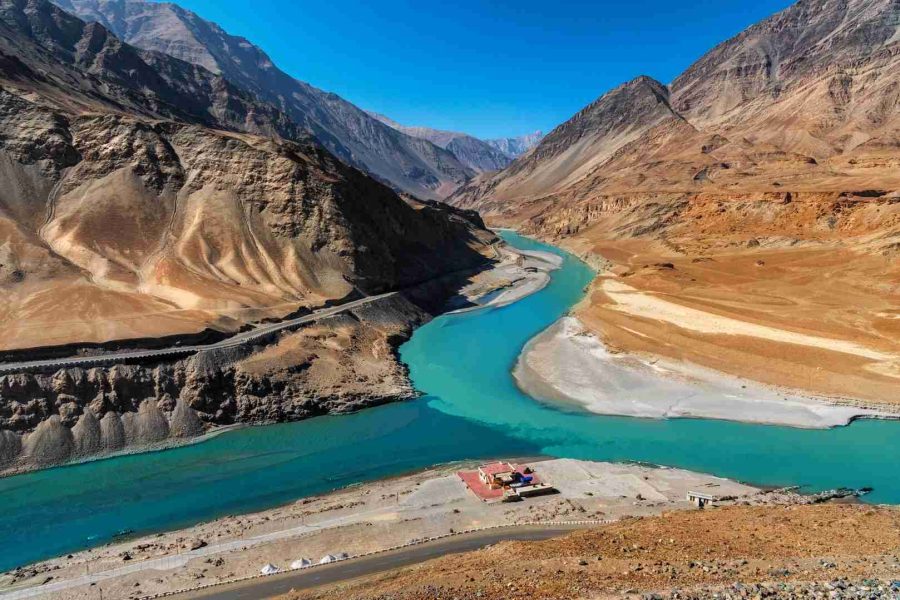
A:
[448, 0, 900, 407]
[0, 294, 432, 473]
[453, 0, 900, 209]
[52, 0, 476, 200]
[285, 504, 900, 600]
[369, 112, 513, 173]
[0, 0, 496, 471]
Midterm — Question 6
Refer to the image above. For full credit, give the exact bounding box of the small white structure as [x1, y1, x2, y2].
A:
[335, 552, 349, 560]
[260, 563, 279, 575]
[686, 491, 715, 508]
[290, 558, 312, 569]
[319, 554, 337, 564]
[513, 483, 555, 498]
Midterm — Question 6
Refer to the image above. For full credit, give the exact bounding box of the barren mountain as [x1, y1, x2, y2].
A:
[485, 130, 544, 158]
[0, 0, 494, 350]
[0, 0, 496, 470]
[51, 0, 476, 200]
[369, 111, 513, 173]
[449, 0, 900, 406]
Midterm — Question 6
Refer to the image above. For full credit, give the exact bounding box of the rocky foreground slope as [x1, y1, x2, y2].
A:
[285, 504, 900, 600]
[0, 0, 496, 471]
[450, 0, 900, 407]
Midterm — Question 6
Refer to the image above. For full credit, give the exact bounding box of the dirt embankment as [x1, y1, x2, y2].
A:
[285, 503, 900, 600]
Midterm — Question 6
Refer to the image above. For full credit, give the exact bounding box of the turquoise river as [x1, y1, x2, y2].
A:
[0, 231, 898, 571]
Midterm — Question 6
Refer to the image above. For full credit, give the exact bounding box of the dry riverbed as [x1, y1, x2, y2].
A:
[0, 458, 765, 600]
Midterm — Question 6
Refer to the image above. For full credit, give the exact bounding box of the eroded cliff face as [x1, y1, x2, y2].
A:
[0, 294, 431, 473]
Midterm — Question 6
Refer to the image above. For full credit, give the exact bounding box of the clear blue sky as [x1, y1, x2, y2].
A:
[160, 0, 795, 139]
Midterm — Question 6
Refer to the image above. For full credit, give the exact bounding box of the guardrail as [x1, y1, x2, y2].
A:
[136, 519, 615, 600]
[0, 349, 198, 376]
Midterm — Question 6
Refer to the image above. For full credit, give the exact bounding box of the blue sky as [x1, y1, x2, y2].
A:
[160, 0, 795, 139]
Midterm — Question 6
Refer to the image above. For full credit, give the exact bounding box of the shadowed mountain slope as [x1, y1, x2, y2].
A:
[52, 0, 476, 200]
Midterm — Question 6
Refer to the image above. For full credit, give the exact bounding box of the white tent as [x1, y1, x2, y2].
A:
[290, 558, 312, 569]
[335, 552, 349, 560]
[319, 554, 337, 564]
[260, 563, 279, 575]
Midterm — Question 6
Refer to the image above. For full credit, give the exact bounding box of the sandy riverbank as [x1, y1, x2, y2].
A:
[0, 458, 762, 600]
[452, 243, 563, 312]
[514, 317, 894, 428]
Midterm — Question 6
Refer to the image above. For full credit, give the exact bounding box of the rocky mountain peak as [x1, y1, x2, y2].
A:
[484, 131, 544, 158]
[507, 74, 677, 175]
[50, 0, 476, 200]
[670, 0, 900, 123]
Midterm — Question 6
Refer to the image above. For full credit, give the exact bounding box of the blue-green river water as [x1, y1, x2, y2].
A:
[0, 231, 898, 571]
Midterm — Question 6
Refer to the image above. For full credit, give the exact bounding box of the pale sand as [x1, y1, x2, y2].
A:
[452, 244, 562, 313]
[514, 317, 892, 428]
[0, 459, 758, 600]
[602, 279, 897, 365]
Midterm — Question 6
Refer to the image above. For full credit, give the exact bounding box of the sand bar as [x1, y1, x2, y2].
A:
[452, 243, 563, 312]
[514, 316, 893, 428]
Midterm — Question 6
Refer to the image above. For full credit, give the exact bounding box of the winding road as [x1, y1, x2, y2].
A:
[174, 525, 585, 600]
[0, 292, 398, 376]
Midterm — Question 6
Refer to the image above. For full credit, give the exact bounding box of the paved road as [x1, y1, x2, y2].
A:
[0, 293, 397, 375]
[175, 525, 584, 600]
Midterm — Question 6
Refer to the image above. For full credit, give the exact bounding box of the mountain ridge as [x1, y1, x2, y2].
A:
[446, 0, 900, 407]
[367, 111, 514, 173]
[0, 0, 495, 351]
[450, 0, 900, 209]
[484, 130, 544, 158]
[51, 0, 477, 200]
